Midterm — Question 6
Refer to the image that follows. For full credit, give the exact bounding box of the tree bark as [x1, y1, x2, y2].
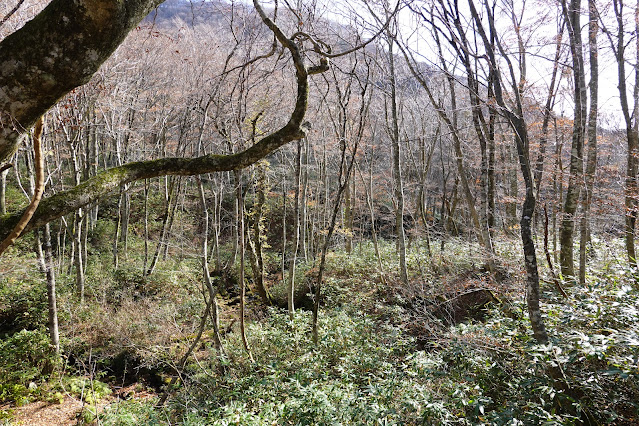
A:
[251, 161, 271, 305]
[197, 178, 224, 354]
[0, 0, 164, 163]
[235, 170, 253, 361]
[387, 35, 409, 287]
[0, 167, 8, 215]
[0, 118, 44, 256]
[506, 140, 519, 233]
[73, 210, 85, 302]
[579, 0, 598, 285]
[559, 0, 587, 280]
[35, 223, 60, 354]
[288, 140, 302, 320]
[300, 136, 309, 260]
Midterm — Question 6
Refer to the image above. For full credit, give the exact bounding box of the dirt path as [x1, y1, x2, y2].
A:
[4, 397, 85, 426]
[2, 385, 157, 425]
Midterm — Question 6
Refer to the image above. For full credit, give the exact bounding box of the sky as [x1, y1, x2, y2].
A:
[293, 0, 630, 129]
[2, 0, 632, 129]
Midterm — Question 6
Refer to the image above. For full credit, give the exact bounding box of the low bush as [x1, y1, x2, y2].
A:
[163, 243, 639, 425]
[0, 276, 48, 334]
[0, 329, 60, 405]
[98, 398, 162, 425]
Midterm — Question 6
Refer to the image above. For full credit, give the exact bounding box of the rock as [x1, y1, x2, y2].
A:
[433, 288, 498, 324]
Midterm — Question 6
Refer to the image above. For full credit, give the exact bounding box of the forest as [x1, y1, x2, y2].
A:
[0, 0, 638, 424]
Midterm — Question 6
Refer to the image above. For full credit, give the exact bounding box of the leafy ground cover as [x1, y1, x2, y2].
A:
[0, 237, 638, 425]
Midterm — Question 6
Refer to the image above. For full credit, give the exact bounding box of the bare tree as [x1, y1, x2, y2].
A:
[466, 0, 548, 342]
[0, 0, 330, 246]
[558, 0, 587, 280]
[385, 28, 410, 287]
[579, 0, 599, 284]
[397, 6, 495, 267]
[601, 0, 639, 269]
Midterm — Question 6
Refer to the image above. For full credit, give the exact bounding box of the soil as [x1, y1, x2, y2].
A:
[1, 384, 156, 425]
[4, 397, 85, 426]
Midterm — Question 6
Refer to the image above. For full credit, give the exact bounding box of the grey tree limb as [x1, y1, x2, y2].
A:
[0, 0, 164, 163]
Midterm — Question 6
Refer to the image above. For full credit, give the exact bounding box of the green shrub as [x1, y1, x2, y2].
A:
[171, 309, 442, 424]
[0, 277, 48, 334]
[87, 219, 115, 253]
[98, 399, 162, 426]
[268, 260, 314, 308]
[60, 376, 112, 404]
[0, 329, 59, 403]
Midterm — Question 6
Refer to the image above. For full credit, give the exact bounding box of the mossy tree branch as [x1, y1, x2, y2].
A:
[0, 126, 305, 242]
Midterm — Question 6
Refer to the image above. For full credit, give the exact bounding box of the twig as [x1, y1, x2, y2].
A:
[0, 0, 26, 29]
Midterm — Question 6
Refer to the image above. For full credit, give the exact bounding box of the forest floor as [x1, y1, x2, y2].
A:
[1, 237, 638, 424]
[6, 397, 93, 425]
[3, 385, 157, 425]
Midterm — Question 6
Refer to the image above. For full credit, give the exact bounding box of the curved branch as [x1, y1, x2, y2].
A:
[0, 0, 164, 163]
[0, 0, 26, 29]
[0, 124, 302, 242]
[0, 117, 44, 253]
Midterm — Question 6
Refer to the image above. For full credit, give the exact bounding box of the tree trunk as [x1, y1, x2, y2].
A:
[626, 131, 639, 269]
[553, 121, 565, 264]
[487, 103, 496, 231]
[559, 0, 587, 280]
[312, 134, 360, 344]
[417, 128, 438, 256]
[73, 210, 85, 302]
[244, 163, 271, 306]
[355, 153, 385, 283]
[466, 0, 548, 342]
[210, 178, 223, 271]
[0, 168, 7, 215]
[344, 171, 353, 254]
[72, 139, 85, 301]
[281, 178, 287, 283]
[147, 177, 179, 276]
[119, 188, 130, 258]
[603, 0, 639, 270]
[388, 36, 409, 286]
[579, 0, 598, 285]
[300, 136, 309, 260]
[288, 140, 302, 320]
[235, 170, 253, 361]
[251, 161, 271, 305]
[39, 223, 60, 355]
[506, 139, 519, 232]
[143, 179, 149, 275]
[197, 178, 224, 354]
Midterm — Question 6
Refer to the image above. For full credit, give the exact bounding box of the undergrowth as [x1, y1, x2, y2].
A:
[1, 235, 638, 425]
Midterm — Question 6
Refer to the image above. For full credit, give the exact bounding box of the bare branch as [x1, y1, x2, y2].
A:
[0, 0, 26, 29]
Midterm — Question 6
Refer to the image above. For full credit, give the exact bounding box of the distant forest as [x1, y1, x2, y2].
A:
[1, 0, 638, 424]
